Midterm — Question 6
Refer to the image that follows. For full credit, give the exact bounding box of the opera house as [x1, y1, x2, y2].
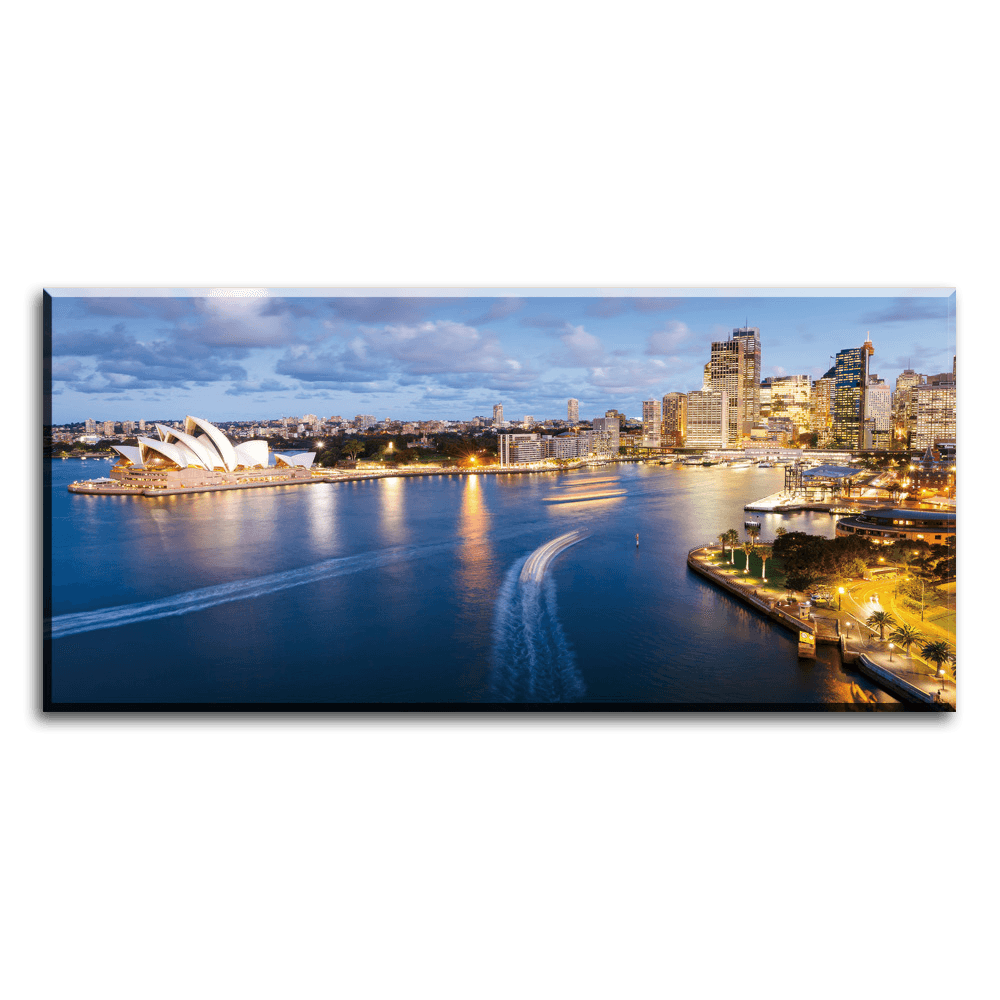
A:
[75, 416, 317, 493]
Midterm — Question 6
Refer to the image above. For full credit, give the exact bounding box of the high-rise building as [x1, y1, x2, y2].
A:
[863, 376, 892, 450]
[567, 398, 579, 424]
[103, 420, 116, 437]
[832, 334, 874, 448]
[523, 415, 534, 429]
[661, 393, 687, 447]
[85, 419, 96, 435]
[604, 409, 625, 429]
[811, 377, 835, 445]
[493, 403, 504, 425]
[591, 417, 620, 455]
[685, 390, 730, 448]
[354, 414, 376, 430]
[911, 381, 956, 450]
[893, 369, 923, 447]
[705, 327, 761, 441]
[641, 399, 661, 448]
[759, 380, 773, 419]
[138, 419, 146, 431]
[769, 375, 812, 441]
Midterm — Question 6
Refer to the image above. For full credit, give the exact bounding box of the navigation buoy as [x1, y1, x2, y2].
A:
[636, 533, 639, 548]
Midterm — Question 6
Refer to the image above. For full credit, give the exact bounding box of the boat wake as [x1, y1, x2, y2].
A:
[48, 540, 455, 640]
[490, 531, 587, 702]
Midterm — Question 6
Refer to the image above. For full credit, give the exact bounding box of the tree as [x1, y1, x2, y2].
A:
[718, 531, 729, 558]
[757, 544, 773, 582]
[775, 526, 787, 539]
[342, 439, 366, 462]
[725, 528, 740, 564]
[920, 640, 955, 678]
[866, 610, 896, 641]
[741, 541, 754, 574]
[746, 523, 761, 549]
[889, 623, 923, 656]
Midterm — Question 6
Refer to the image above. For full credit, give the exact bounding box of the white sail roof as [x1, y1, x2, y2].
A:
[110, 444, 144, 466]
[234, 440, 269, 468]
[185, 417, 238, 472]
[137, 435, 189, 468]
[156, 424, 224, 470]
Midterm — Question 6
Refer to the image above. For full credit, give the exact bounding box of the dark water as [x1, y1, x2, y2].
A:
[47, 458, 891, 706]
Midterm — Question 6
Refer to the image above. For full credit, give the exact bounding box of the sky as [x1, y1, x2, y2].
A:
[48, 289, 957, 425]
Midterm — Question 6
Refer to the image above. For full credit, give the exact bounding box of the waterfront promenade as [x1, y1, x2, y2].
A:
[688, 544, 955, 709]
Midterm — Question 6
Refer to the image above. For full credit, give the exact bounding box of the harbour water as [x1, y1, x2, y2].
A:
[46, 459, 892, 706]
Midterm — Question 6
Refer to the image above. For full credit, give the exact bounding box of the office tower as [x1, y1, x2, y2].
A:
[103, 420, 116, 437]
[493, 403, 504, 425]
[641, 400, 661, 448]
[705, 327, 761, 441]
[567, 398, 579, 424]
[893, 369, 923, 447]
[863, 376, 892, 449]
[911, 381, 956, 450]
[85, 419, 96, 435]
[354, 415, 376, 430]
[661, 393, 687, 447]
[811, 377, 835, 445]
[769, 375, 812, 440]
[832, 334, 874, 448]
[759, 380, 773, 419]
[591, 417, 621, 455]
[604, 409, 625, 430]
[138, 419, 146, 431]
[685, 390, 730, 448]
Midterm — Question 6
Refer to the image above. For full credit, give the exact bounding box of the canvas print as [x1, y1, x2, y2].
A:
[43, 288, 957, 710]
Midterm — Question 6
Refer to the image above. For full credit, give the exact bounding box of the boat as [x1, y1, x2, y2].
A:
[729, 459, 752, 469]
[850, 682, 879, 706]
[757, 461, 774, 468]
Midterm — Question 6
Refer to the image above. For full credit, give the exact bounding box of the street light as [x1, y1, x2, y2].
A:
[889, 642, 894, 662]
[838, 586, 845, 611]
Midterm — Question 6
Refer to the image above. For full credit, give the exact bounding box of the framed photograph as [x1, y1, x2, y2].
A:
[43, 288, 957, 710]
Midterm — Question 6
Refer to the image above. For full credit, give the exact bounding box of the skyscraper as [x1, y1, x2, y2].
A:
[641, 399, 661, 448]
[685, 390, 730, 448]
[705, 327, 761, 441]
[493, 403, 504, 425]
[832, 334, 874, 448]
[911, 381, 956, 450]
[864, 376, 891, 450]
[661, 393, 687, 447]
[769, 375, 812, 441]
[567, 398, 579, 424]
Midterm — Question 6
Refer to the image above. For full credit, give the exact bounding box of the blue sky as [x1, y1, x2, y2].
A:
[48, 290, 956, 424]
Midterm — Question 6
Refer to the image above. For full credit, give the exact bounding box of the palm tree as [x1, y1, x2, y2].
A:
[741, 541, 754, 575]
[718, 531, 729, 559]
[889, 622, 923, 656]
[757, 544, 773, 582]
[866, 610, 896, 641]
[725, 528, 740, 564]
[746, 523, 761, 549]
[775, 526, 787, 539]
[920, 640, 955, 678]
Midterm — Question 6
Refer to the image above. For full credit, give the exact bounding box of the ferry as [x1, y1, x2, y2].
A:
[729, 459, 753, 469]
[757, 461, 774, 468]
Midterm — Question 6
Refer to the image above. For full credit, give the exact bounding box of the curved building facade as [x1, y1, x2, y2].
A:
[106, 417, 316, 491]
[834, 508, 955, 545]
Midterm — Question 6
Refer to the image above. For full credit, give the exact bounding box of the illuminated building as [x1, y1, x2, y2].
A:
[832, 334, 874, 448]
[567, 398, 579, 424]
[811, 377, 835, 445]
[661, 393, 687, 446]
[641, 399, 661, 448]
[493, 403, 504, 425]
[96, 417, 315, 491]
[685, 390, 730, 448]
[863, 376, 892, 450]
[705, 327, 761, 441]
[911, 379, 956, 450]
[835, 508, 955, 544]
[769, 375, 812, 441]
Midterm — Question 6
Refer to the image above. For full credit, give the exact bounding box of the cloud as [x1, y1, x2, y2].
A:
[465, 298, 525, 326]
[859, 298, 951, 325]
[224, 379, 290, 396]
[328, 298, 448, 324]
[520, 314, 568, 329]
[555, 324, 605, 366]
[645, 321, 692, 356]
[587, 359, 669, 393]
[51, 358, 85, 380]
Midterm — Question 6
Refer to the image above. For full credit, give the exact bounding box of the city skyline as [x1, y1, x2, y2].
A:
[48, 289, 956, 424]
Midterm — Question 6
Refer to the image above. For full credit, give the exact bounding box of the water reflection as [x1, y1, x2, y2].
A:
[377, 476, 409, 546]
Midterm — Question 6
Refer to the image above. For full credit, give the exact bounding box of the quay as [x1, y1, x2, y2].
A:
[66, 461, 602, 497]
[687, 545, 954, 709]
